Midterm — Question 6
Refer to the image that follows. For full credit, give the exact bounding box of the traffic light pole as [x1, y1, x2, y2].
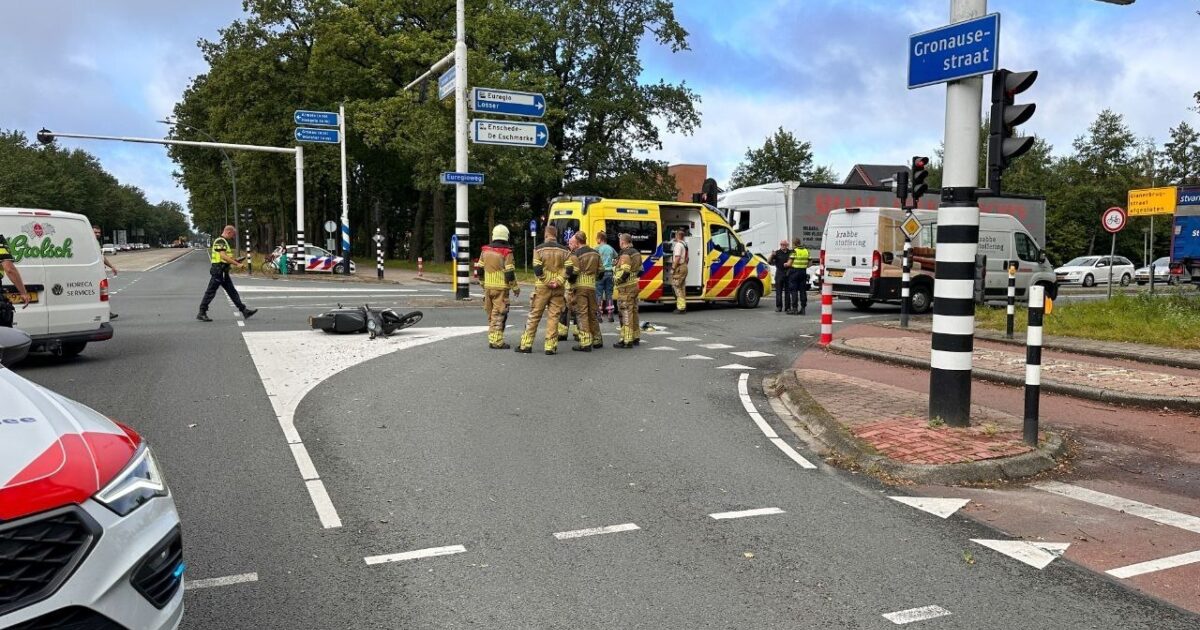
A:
[453, 0, 471, 300]
[928, 0, 985, 428]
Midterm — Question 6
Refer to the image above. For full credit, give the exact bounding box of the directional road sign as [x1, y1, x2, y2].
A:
[438, 67, 456, 101]
[1102, 207, 1127, 234]
[908, 13, 1000, 89]
[450, 234, 459, 258]
[471, 87, 546, 118]
[294, 110, 339, 127]
[1178, 186, 1200, 208]
[471, 120, 548, 148]
[440, 172, 486, 186]
[295, 127, 340, 144]
[1127, 186, 1177, 217]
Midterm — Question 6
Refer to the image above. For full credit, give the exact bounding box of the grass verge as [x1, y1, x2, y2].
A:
[976, 292, 1200, 350]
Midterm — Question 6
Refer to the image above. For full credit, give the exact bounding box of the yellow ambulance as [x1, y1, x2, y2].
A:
[545, 196, 772, 308]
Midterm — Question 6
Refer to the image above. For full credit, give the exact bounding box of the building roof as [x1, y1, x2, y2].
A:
[844, 164, 910, 187]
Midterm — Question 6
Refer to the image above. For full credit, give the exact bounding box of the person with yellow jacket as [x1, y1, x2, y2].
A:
[198, 225, 256, 322]
[516, 224, 570, 355]
[565, 232, 603, 352]
[474, 225, 520, 349]
[786, 237, 810, 315]
[612, 233, 642, 349]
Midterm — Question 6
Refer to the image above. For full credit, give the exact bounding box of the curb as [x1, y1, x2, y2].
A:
[873, 321, 1200, 371]
[828, 339, 1200, 413]
[766, 370, 1066, 485]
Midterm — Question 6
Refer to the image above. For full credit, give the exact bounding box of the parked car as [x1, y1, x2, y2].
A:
[1135, 257, 1175, 285]
[101, 243, 117, 255]
[0, 327, 184, 629]
[1055, 255, 1135, 287]
[287, 244, 356, 274]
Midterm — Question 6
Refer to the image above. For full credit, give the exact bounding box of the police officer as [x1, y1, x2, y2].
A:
[788, 237, 810, 315]
[768, 239, 791, 313]
[197, 225, 257, 322]
[0, 233, 31, 328]
[475, 225, 520, 349]
[670, 229, 689, 314]
[613, 233, 642, 349]
[565, 232, 602, 351]
[516, 224, 570, 355]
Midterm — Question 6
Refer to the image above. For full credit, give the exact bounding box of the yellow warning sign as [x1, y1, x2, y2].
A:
[1127, 187, 1177, 217]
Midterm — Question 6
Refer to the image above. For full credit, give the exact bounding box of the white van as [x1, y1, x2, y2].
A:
[1, 208, 113, 356]
[820, 207, 1056, 314]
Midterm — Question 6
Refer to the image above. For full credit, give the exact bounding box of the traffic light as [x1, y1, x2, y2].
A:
[891, 171, 909, 207]
[988, 69, 1038, 193]
[910, 156, 930, 203]
[36, 128, 54, 145]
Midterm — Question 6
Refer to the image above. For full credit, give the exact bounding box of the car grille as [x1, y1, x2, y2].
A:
[5, 606, 126, 630]
[130, 527, 183, 609]
[0, 507, 99, 616]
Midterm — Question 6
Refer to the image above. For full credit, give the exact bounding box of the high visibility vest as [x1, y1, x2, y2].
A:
[790, 247, 810, 270]
[211, 237, 230, 264]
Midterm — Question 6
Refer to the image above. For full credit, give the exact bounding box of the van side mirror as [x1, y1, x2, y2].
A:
[0, 327, 32, 367]
[1038, 251, 1047, 263]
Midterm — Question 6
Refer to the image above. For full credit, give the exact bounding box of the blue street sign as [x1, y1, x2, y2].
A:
[529, 219, 537, 233]
[440, 172, 486, 186]
[450, 234, 459, 258]
[438, 67, 456, 101]
[470, 87, 546, 118]
[908, 13, 1000, 90]
[1179, 186, 1200, 207]
[471, 119, 549, 148]
[294, 110, 339, 127]
[295, 127, 340, 144]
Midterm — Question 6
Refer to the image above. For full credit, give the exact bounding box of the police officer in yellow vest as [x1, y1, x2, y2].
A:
[475, 225, 520, 349]
[516, 224, 570, 355]
[786, 237, 810, 315]
[565, 232, 603, 352]
[198, 225, 256, 322]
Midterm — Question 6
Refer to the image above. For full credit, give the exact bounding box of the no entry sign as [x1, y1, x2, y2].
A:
[1102, 207, 1127, 234]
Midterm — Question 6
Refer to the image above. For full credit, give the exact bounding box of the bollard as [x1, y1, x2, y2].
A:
[1023, 284, 1045, 447]
[819, 281, 834, 346]
[900, 237, 912, 328]
[417, 257, 424, 278]
[246, 229, 252, 274]
[1006, 262, 1017, 339]
[375, 228, 384, 282]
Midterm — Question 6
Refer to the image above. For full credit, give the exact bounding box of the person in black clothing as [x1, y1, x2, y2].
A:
[768, 239, 791, 313]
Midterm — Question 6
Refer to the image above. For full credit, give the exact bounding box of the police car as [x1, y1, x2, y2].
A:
[289, 245, 356, 274]
[0, 328, 184, 629]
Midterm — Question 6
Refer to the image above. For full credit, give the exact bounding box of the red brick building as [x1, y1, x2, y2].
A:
[667, 164, 707, 202]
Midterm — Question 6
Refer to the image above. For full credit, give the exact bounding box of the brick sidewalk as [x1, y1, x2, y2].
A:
[843, 336, 1200, 400]
[795, 369, 1035, 465]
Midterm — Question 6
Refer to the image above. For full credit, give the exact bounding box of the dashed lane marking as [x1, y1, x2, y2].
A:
[185, 572, 259, 591]
[553, 523, 641, 540]
[1107, 549, 1200, 579]
[709, 507, 785, 520]
[648, 346, 678, 351]
[731, 350, 774, 358]
[364, 545, 468, 565]
[668, 336, 701, 342]
[1033, 481, 1200, 534]
[738, 374, 816, 469]
[698, 343, 735, 349]
[717, 363, 756, 370]
[680, 354, 714, 360]
[882, 605, 951, 625]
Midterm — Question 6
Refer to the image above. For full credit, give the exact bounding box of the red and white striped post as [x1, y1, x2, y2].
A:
[819, 281, 834, 346]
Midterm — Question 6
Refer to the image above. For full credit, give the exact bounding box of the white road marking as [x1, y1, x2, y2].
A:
[242, 326, 487, 529]
[648, 346, 677, 351]
[717, 363, 756, 370]
[970, 539, 1069, 570]
[850, 315, 872, 320]
[799, 334, 814, 338]
[668, 336, 701, 342]
[731, 350, 774, 358]
[832, 319, 844, 323]
[882, 605, 952, 625]
[236, 320, 245, 327]
[888, 496, 970, 519]
[237, 286, 419, 293]
[1033, 481, 1200, 534]
[698, 343, 735, 349]
[553, 523, 641, 540]
[185, 572, 259, 591]
[709, 507, 785, 520]
[1107, 549, 1200, 579]
[143, 249, 196, 273]
[738, 374, 816, 469]
[680, 354, 714, 360]
[364, 545, 468, 565]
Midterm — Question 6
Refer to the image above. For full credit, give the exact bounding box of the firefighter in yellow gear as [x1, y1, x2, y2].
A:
[565, 232, 603, 352]
[516, 224, 570, 355]
[613, 233, 642, 348]
[670, 228, 689, 313]
[474, 225, 520, 349]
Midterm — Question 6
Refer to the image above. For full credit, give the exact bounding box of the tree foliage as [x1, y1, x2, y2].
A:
[0, 131, 189, 244]
[728, 127, 834, 188]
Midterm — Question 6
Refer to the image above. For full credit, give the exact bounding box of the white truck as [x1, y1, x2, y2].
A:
[820, 207, 1057, 314]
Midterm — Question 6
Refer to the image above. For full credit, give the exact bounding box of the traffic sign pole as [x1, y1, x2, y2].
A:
[1102, 207, 1127, 300]
[340, 103, 351, 275]
[295, 145, 305, 275]
[454, 0, 470, 300]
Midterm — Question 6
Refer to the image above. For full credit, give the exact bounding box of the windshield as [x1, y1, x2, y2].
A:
[1064, 257, 1098, 267]
[549, 219, 580, 245]
[1154, 257, 1169, 267]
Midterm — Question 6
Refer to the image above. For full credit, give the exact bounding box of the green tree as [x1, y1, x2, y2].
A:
[1161, 121, 1200, 185]
[728, 127, 826, 189]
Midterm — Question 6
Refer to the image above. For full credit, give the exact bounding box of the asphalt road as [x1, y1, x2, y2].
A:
[13, 251, 1197, 629]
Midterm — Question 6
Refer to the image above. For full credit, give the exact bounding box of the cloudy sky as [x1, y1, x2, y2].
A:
[2, 0, 1198, 212]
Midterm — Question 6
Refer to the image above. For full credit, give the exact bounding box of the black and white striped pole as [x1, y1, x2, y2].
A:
[1005, 262, 1017, 338]
[374, 228, 384, 281]
[1023, 284, 1045, 447]
[246, 227, 252, 274]
[901, 220, 913, 329]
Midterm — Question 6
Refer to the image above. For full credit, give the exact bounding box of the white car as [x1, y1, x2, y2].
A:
[1055, 255, 1135, 288]
[0, 328, 184, 630]
[1135, 257, 1175, 285]
[290, 244, 356, 274]
[101, 243, 117, 255]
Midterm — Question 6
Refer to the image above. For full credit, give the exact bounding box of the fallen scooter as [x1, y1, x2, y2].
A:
[308, 304, 423, 340]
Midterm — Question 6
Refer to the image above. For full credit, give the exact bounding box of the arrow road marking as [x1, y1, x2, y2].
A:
[553, 523, 640, 540]
[970, 539, 1070, 570]
[888, 496, 970, 519]
[364, 545, 468, 565]
[882, 605, 952, 625]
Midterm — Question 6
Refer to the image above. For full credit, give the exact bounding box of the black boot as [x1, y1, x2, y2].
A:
[242, 308, 258, 319]
[572, 344, 592, 352]
[196, 312, 212, 322]
[514, 346, 532, 354]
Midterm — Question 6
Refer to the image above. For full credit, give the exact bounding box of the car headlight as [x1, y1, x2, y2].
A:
[95, 445, 168, 516]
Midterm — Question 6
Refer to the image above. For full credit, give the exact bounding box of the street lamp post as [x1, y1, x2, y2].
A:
[158, 118, 239, 254]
